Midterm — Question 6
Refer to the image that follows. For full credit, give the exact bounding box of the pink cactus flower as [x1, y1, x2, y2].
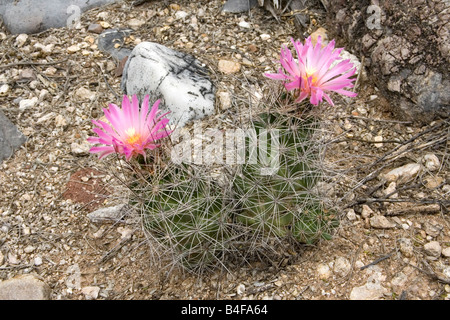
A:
[265, 36, 358, 106]
[87, 94, 172, 160]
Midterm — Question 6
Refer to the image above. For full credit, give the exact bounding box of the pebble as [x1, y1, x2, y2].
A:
[175, 11, 188, 20]
[87, 204, 130, 223]
[0, 274, 51, 300]
[238, 21, 251, 29]
[349, 267, 388, 300]
[19, 97, 38, 111]
[127, 18, 146, 29]
[423, 241, 441, 258]
[0, 84, 10, 96]
[333, 257, 351, 277]
[383, 182, 397, 198]
[0, 251, 4, 265]
[75, 87, 95, 101]
[218, 60, 241, 74]
[70, 141, 91, 156]
[442, 247, 450, 258]
[217, 91, 232, 110]
[370, 215, 396, 229]
[81, 286, 100, 300]
[374, 135, 383, 148]
[316, 263, 331, 280]
[14, 34, 28, 47]
[361, 205, 374, 218]
[54, 114, 67, 127]
[34, 256, 43, 266]
[237, 283, 245, 295]
[398, 238, 414, 257]
[88, 23, 103, 34]
[260, 34, 271, 41]
[346, 208, 357, 221]
[421, 154, 440, 171]
[383, 163, 422, 184]
[67, 44, 81, 53]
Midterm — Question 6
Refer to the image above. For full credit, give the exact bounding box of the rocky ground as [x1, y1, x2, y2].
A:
[0, 0, 449, 300]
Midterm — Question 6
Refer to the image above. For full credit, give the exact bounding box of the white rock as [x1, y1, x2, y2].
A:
[350, 267, 388, 300]
[334, 257, 351, 277]
[117, 226, 133, 240]
[55, 114, 67, 127]
[423, 241, 441, 258]
[370, 215, 396, 229]
[121, 42, 215, 128]
[237, 284, 245, 295]
[34, 256, 43, 266]
[361, 205, 374, 218]
[81, 286, 100, 300]
[217, 91, 232, 110]
[316, 263, 331, 280]
[398, 238, 414, 257]
[75, 87, 95, 101]
[383, 182, 397, 198]
[260, 34, 271, 41]
[346, 209, 357, 221]
[70, 141, 91, 155]
[14, 34, 28, 47]
[175, 11, 188, 19]
[442, 247, 450, 258]
[127, 18, 146, 29]
[87, 204, 130, 223]
[422, 154, 440, 171]
[19, 97, 38, 110]
[0, 84, 10, 96]
[67, 44, 81, 53]
[0, 274, 51, 300]
[238, 21, 251, 28]
[383, 163, 422, 184]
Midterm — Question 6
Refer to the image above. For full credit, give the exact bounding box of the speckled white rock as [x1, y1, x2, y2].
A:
[121, 42, 215, 128]
[423, 241, 441, 258]
[421, 154, 440, 171]
[370, 215, 396, 229]
[383, 163, 422, 184]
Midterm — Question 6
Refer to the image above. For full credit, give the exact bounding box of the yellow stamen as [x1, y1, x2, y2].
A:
[303, 67, 317, 85]
[125, 127, 141, 144]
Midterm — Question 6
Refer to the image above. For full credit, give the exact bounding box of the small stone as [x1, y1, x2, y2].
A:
[0, 252, 4, 265]
[218, 60, 241, 74]
[316, 263, 331, 280]
[24, 245, 35, 253]
[117, 226, 133, 241]
[238, 21, 251, 28]
[81, 286, 100, 300]
[0, 275, 51, 300]
[260, 34, 271, 41]
[99, 21, 111, 28]
[423, 241, 441, 258]
[127, 18, 146, 29]
[398, 238, 414, 257]
[88, 23, 103, 34]
[248, 44, 258, 52]
[55, 114, 67, 127]
[70, 141, 91, 155]
[14, 34, 28, 47]
[19, 97, 38, 111]
[370, 215, 396, 229]
[383, 182, 398, 198]
[217, 91, 232, 110]
[175, 11, 188, 19]
[75, 87, 95, 101]
[169, 3, 181, 10]
[421, 154, 440, 171]
[237, 284, 245, 295]
[34, 256, 43, 266]
[383, 163, 422, 184]
[19, 68, 35, 80]
[87, 204, 130, 223]
[0, 84, 10, 96]
[347, 209, 357, 221]
[424, 221, 443, 237]
[441, 247, 450, 258]
[361, 205, 374, 218]
[67, 44, 81, 53]
[374, 135, 383, 148]
[334, 257, 351, 277]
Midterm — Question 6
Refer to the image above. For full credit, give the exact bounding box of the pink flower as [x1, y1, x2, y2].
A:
[265, 36, 358, 106]
[87, 94, 172, 160]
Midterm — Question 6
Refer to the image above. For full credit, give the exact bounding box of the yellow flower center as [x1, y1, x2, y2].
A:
[303, 67, 317, 86]
[125, 127, 141, 145]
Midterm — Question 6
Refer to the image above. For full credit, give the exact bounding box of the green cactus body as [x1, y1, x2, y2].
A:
[233, 112, 337, 245]
[141, 163, 233, 271]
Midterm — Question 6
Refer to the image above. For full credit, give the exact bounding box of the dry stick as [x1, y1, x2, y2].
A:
[359, 250, 395, 271]
[0, 59, 69, 69]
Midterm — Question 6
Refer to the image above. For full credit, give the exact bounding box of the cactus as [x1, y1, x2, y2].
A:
[136, 158, 235, 272]
[232, 111, 337, 250]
